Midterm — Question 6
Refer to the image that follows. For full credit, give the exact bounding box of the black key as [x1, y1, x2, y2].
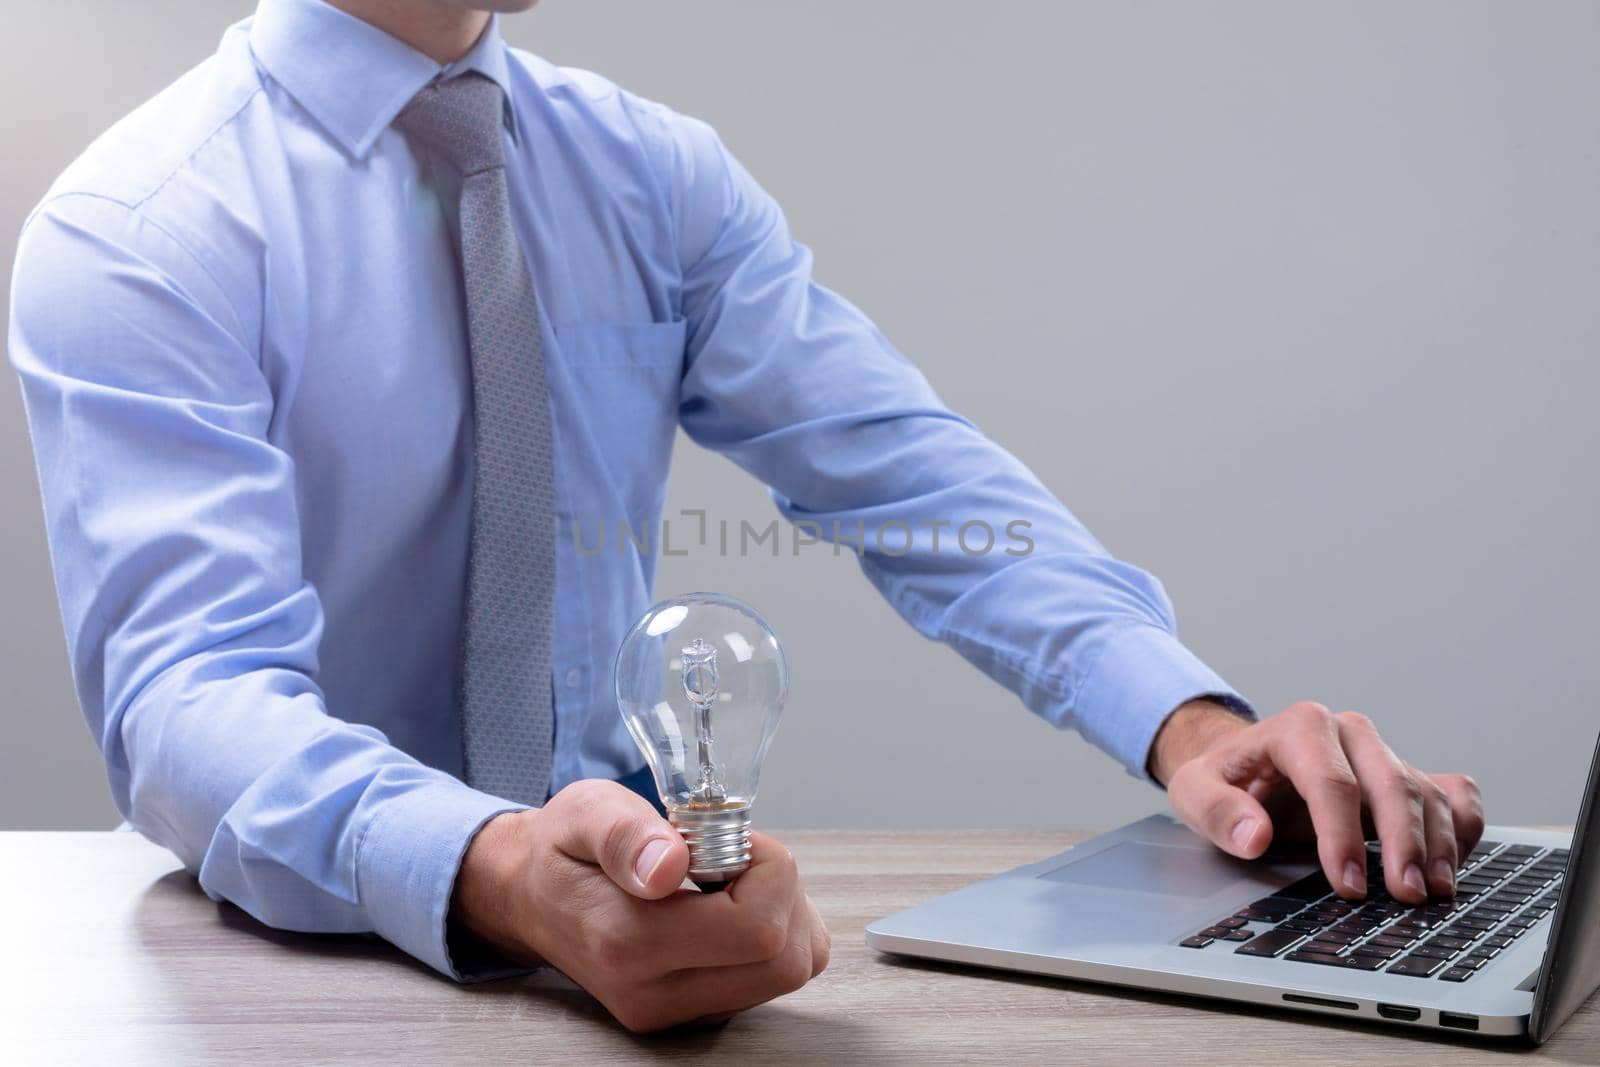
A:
[1278, 920, 1324, 935]
[1315, 930, 1359, 945]
[1471, 840, 1504, 854]
[1505, 926, 1528, 940]
[1180, 935, 1213, 948]
[1440, 966, 1475, 982]
[1306, 936, 1350, 953]
[1551, 849, 1570, 859]
[1409, 944, 1460, 961]
[1286, 949, 1384, 971]
[1331, 920, 1379, 935]
[1447, 924, 1492, 940]
[1389, 955, 1447, 977]
[1491, 891, 1533, 905]
[1429, 935, 1473, 952]
[1351, 943, 1402, 961]
[1234, 907, 1291, 922]
[1220, 929, 1253, 941]
[1214, 916, 1248, 930]
[1465, 950, 1499, 964]
[1336, 954, 1385, 971]
[1506, 915, 1539, 930]
[1235, 928, 1307, 958]
[1250, 896, 1305, 915]
[1455, 955, 1488, 970]
[1502, 845, 1542, 857]
[1483, 935, 1514, 949]
[1452, 915, 1497, 931]
[1370, 934, 1415, 950]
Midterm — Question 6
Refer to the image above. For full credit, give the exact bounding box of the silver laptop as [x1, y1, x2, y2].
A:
[867, 731, 1600, 1042]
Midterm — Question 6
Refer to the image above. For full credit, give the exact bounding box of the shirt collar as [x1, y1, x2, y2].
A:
[249, 0, 516, 160]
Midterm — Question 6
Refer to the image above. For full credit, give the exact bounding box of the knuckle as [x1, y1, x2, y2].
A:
[609, 1000, 663, 1035]
[1336, 710, 1376, 734]
[1318, 768, 1361, 800]
[1288, 701, 1331, 727]
[588, 921, 633, 972]
[813, 938, 832, 977]
[1386, 769, 1424, 804]
[773, 943, 813, 992]
[562, 777, 608, 810]
[1197, 791, 1242, 834]
[599, 812, 637, 865]
[752, 913, 790, 961]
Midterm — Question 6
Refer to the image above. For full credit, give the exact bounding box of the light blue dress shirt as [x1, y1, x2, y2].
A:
[8, 0, 1247, 979]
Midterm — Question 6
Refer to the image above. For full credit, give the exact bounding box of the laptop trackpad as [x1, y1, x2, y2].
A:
[1038, 841, 1245, 898]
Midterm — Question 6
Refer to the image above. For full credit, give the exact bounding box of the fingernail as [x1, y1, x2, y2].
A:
[1343, 861, 1365, 895]
[1403, 863, 1427, 898]
[1431, 859, 1456, 893]
[634, 838, 671, 886]
[1230, 817, 1259, 853]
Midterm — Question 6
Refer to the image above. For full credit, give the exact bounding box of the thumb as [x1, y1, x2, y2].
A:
[549, 780, 689, 899]
[1168, 764, 1274, 860]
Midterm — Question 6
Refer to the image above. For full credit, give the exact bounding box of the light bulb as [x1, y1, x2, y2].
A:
[614, 592, 789, 887]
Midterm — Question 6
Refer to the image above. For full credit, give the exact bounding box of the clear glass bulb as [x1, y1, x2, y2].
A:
[614, 592, 789, 885]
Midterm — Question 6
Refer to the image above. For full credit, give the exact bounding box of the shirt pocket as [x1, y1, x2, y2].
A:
[550, 319, 687, 522]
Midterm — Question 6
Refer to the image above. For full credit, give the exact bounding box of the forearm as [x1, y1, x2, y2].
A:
[113, 643, 522, 977]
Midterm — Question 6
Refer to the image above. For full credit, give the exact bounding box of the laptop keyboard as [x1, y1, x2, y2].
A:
[1180, 840, 1568, 982]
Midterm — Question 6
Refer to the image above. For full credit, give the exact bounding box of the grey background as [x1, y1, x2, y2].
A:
[2, 1, 1596, 832]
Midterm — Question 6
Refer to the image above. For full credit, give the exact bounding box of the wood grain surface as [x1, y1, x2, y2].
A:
[2, 830, 1595, 1065]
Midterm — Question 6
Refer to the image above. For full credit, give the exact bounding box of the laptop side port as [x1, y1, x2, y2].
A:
[1282, 993, 1358, 1011]
[1439, 1011, 1480, 1031]
[1377, 1003, 1421, 1022]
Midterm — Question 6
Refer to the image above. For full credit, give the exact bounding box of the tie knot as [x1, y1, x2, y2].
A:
[395, 73, 507, 175]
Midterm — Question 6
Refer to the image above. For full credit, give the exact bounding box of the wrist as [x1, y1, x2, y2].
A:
[450, 808, 540, 964]
[1148, 698, 1251, 786]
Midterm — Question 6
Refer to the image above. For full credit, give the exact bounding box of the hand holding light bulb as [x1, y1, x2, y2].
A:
[448, 594, 825, 1032]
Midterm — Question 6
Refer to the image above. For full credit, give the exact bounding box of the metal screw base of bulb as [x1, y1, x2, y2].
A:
[670, 804, 752, 887]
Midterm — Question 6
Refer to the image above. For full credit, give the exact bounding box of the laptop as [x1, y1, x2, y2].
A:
[866, 730, 1600, 1041]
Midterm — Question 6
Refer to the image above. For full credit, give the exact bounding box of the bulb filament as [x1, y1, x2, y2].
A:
[680, 639, 723, 804]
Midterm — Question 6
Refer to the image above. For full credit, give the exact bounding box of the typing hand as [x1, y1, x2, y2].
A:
[1151, 700, 1485, 904]
[451, 780, 829, 1032]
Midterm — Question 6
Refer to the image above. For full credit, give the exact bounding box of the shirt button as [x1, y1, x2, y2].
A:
[564, 668, 583, 689]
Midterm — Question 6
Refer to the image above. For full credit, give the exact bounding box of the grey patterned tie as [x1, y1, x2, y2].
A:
[395, 74, 555, 806]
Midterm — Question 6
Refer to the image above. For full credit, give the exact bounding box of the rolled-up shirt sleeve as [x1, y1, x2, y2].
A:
[637, 105, 1253, 778]
[8, 193, 518, 979]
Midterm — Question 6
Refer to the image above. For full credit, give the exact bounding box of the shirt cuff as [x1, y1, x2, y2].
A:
[1069, 624, 1254, 782]
[356, 775, 529, 981]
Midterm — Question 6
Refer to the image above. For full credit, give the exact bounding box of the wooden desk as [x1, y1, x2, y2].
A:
[4, 831, 1596, 1064]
